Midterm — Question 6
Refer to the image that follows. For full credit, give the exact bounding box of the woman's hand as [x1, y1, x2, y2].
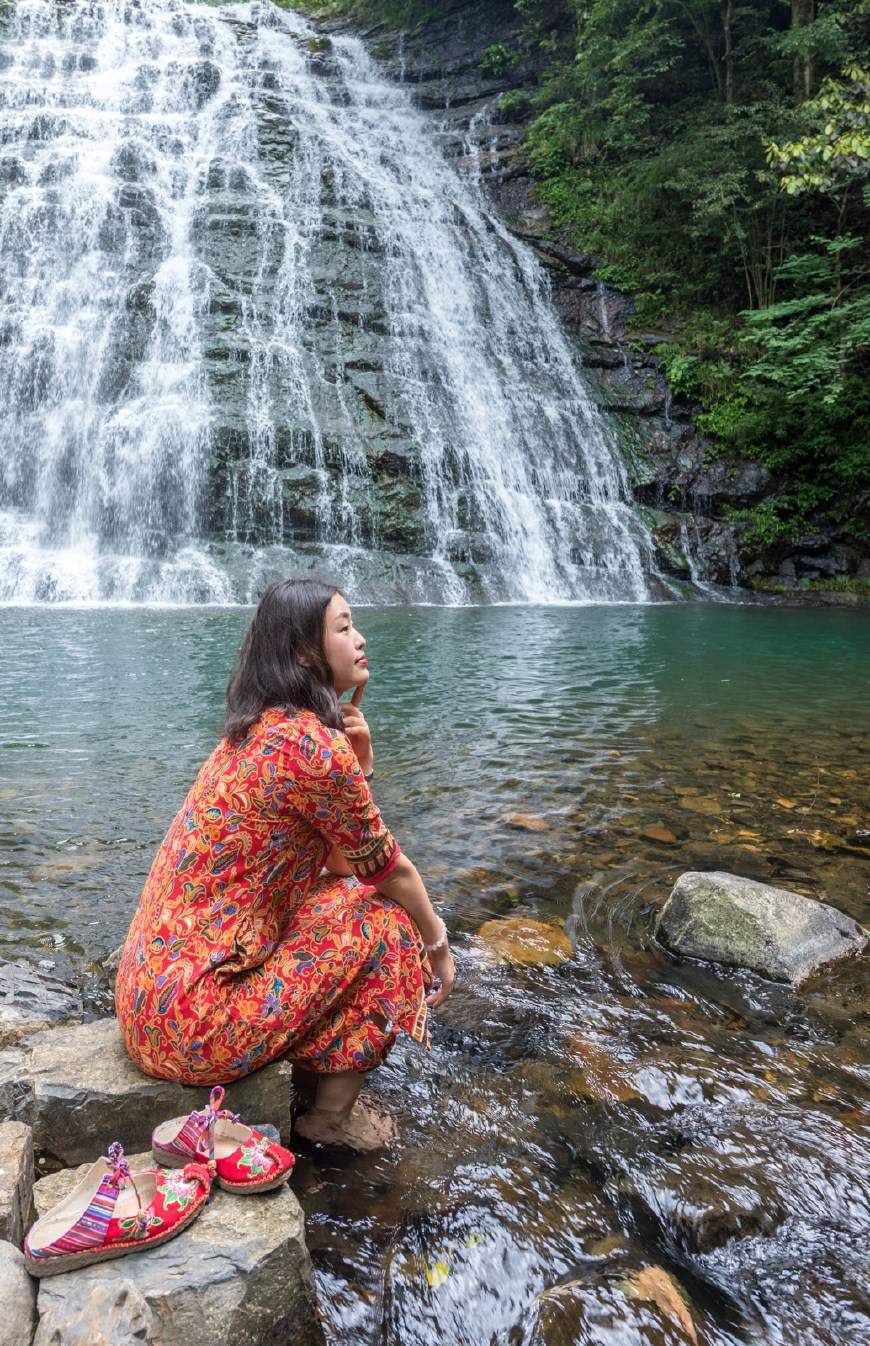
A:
[340, 699, 373, 777]
[425, 944, 455, 1009]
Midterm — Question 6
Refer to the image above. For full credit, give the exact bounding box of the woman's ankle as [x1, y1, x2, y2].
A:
[304, 1102, 355, 1125]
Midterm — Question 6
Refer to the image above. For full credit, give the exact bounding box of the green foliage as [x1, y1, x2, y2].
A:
[798, 575, 870, 593]
[514, 0, 870, 547]
[768, 64, 870, 193]
[481, 42, 519, 76]
[743, 236, 870, 405]
[497, 89, 534, 118]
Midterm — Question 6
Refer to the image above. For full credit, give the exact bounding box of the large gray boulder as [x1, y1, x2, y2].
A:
[0, 960, 82, 1051]
[33, 1154, 321, 1346]
[0, 1019, 292, 1166]
[0, 1122, 33, 1247]
[0, 1239, 36, 1346]
[656, 871, 868, 984]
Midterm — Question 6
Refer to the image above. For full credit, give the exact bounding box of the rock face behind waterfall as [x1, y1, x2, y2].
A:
[656, 871, 868, 984]
[0, 0, 666, 604]
[361, 0, 869, 595]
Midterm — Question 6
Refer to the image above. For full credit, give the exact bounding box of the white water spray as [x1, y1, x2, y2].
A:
[0, 0, 661, 603]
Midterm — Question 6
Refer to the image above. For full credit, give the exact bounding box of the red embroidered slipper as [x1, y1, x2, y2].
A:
[152, 1086, 295, 1194]
[24, 1143, 211, 1277]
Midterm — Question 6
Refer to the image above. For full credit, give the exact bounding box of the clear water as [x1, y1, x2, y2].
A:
[1, 603, 868, 1344]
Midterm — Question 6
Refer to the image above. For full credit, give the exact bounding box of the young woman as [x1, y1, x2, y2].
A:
[115, 578, 454, 1151]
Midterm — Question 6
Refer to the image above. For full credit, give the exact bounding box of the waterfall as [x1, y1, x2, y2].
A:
[0, 0, 664, 604]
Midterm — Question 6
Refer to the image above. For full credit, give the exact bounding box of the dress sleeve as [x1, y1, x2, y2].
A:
[276, 713, 401, 884]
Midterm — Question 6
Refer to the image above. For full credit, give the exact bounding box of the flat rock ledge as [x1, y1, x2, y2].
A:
[0, 1018, 293, 1166]
[0, 960, 83, 1052]
[656, 870, 868, 985]
[32, 1154, 321, 1346]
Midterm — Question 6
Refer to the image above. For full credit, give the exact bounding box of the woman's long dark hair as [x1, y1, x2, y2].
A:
[224, 577, 344, 742]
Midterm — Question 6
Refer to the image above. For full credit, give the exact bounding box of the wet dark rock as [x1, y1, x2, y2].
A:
[656, 871, 867, 984]
[187, 58, 222, 107]
[0, 960, 83, 1051]
[111, 142, 158, 182]
[0, 155, 26, 185]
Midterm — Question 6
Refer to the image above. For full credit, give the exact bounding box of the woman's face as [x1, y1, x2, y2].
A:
[322, 592, 368, 696]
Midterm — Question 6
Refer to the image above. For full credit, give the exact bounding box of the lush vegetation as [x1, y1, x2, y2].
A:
[511, 0, 870, 549]
[290, 0, 869, 552]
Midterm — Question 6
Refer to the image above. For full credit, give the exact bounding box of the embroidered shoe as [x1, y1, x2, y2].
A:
[24, 1142, 211, 1277]
[152, 1086, 295, 1194]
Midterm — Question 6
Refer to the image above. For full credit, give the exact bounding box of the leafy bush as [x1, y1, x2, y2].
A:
[481, 42, 519, 77]
[517, 0, 870, 546]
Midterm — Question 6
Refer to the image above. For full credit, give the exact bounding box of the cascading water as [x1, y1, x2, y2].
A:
[0, 0, 667, 603]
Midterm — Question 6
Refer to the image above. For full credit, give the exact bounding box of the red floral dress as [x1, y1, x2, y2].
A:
[115, 707, 430, 1085]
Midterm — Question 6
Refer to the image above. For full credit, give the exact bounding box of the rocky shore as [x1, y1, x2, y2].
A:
[0, 829, 867, 1345]
[0, 971, 321, 1346]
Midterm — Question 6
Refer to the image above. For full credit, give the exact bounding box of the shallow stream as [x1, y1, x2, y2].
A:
[1, 603, 868, 1344]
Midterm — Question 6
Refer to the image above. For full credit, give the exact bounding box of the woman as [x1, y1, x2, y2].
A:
[115, 578, 455, 1151]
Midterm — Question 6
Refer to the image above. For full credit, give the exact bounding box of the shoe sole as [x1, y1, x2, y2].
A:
[152, 1145, 291, 1194]
[25, 1197, 205, 1278]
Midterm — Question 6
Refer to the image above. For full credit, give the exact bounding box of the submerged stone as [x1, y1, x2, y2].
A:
[477, 918, 572, 967]
[642, 826, 679, 845]
[530, 1262, 699, 1346]
[623, 1266, 697, 1344]
[506, 814, 551, 832]
[656, 870, 867, 984]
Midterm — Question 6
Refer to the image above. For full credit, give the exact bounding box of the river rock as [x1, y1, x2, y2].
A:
[33, 1154, 320, 1346]
[506, 814, 551, 833]
[0, 959, 83, 1050]
[477, 918, 573, 967]
[0, 1122, 33, 1248]
[527, 1261, 698, 1346]
[0, 1240, 36, 1346]
[0, 1019, 292, 1166]
[656, 871, 868, 984]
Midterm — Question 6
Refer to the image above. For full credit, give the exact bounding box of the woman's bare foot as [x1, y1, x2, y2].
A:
[294, 1098, 397, 1152]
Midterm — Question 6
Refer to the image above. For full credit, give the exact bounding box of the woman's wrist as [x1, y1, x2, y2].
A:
[423, 917, 448, 953]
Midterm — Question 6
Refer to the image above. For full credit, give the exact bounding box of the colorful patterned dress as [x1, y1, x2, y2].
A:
[115, 707, 430, 1085]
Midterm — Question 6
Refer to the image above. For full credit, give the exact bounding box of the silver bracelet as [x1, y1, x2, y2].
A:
[424, 918, 448, 953]
[363, 769, 374, 782]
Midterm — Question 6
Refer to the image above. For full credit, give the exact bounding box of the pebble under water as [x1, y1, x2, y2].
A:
[0, 602, 868, 1345]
